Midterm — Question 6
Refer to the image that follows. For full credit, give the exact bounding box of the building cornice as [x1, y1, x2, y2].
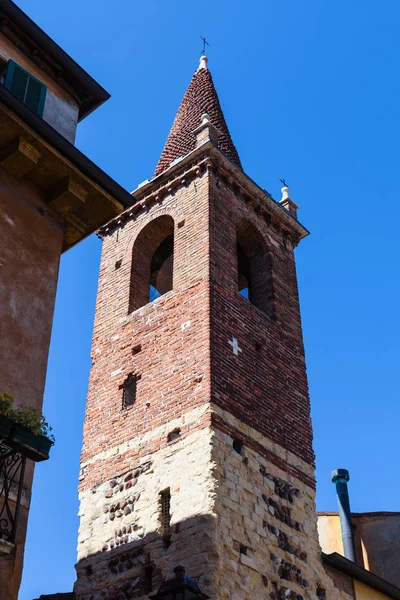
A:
[98, 141, 309, 246]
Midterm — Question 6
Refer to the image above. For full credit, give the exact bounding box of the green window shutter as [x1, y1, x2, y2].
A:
[25, 77, 42, 113]
[4, 60, 47, 116]
[36, 80, 47, 117]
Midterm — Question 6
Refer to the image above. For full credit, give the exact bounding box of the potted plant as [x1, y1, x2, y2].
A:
[0, 393, 55, 462]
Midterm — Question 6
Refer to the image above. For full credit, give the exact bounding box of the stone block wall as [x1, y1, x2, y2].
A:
[211, 407, 353, 600]
[76, 408, 218, 599]
[76, 407, 352, 600]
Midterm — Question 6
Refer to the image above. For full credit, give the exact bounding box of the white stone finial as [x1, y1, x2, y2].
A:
[279, 185, 299, 218]
[201, 113, 210, 124]
[281, 186, 290, 202]
[198, 55, 208, 71]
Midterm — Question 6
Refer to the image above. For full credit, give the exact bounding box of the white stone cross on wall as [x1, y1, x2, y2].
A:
[228, 336, 242, 356]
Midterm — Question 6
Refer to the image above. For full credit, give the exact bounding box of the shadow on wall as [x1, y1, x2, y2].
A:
[37, 514, 217, 600]
[353, 513, 400, 588]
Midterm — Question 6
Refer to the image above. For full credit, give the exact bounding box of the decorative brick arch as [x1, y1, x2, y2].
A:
[236, 218, 275, 319]
[128, 215, 175, 313]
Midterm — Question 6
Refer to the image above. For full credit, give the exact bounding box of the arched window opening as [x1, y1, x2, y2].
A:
[129, 216, 175, 313]
[150, 234, 174, 301]
[237, 243, 251, 300]
[236, 219, 275, 318]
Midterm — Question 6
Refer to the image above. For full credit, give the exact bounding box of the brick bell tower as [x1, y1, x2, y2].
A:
[75, 55, 340, 600]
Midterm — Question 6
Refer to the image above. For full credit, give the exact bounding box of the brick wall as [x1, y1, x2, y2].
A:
[208, 171, 314, 467]
[80, 169, 211, 481]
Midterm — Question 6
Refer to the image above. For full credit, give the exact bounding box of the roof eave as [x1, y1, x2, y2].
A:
[0, 0, 110, 120]
[0, 83, 132, 208]
[0, 82, 134, 252]
[322, 553, 400, 600]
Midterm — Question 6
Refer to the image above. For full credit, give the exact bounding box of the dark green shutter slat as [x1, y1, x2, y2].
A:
[24, 77, 42, 113]
[7, 62, 29, 103]
[36, 81, 47, 117]
[4, 60, 16, 91]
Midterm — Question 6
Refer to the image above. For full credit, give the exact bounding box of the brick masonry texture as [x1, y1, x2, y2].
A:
[76, 148, 339, 599]
[80, 165, 312, 478]
[153, 67, 242, 177]
[80, 171, 211, 475]
[208, 172, 314, 467]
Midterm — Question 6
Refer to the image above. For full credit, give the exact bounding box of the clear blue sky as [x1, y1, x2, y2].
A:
[17, 0, 399, 597]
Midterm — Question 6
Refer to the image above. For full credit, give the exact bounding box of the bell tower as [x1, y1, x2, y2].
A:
[75, 56, 344, 600]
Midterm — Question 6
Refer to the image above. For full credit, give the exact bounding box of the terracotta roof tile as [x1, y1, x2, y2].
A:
[154, 63, 242, 177]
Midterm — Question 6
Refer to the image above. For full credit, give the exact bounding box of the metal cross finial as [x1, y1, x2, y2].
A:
[279, 178, 288, 188]
[200, 36, 210, 55]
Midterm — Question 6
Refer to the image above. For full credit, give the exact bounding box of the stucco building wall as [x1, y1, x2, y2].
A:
[0, 164, 63, 598]
[0, 32, 79, 142]
[318, 513, 400, 588]
[353, 581, 390, 600]
[0, 166, 63, 405]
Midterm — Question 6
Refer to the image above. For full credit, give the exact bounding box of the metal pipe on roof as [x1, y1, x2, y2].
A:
[331, 468, 356, 562]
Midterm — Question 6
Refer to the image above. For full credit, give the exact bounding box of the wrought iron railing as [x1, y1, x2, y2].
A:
[0, 440, 26, 546]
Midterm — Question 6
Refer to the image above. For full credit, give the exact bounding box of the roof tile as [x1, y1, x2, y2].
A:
[154, 64, 242, 177]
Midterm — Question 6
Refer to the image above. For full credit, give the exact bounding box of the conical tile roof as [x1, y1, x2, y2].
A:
[153, 57, 242, 177]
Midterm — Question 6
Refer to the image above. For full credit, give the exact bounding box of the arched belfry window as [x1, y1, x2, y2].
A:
[236, 219, 275, 318]
[237, 243, 251, 300]
[150, 234, 174, 301]
[129, 216, 174, 313]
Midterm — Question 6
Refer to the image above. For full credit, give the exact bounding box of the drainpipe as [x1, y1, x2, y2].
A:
[331, 468, 356, 562]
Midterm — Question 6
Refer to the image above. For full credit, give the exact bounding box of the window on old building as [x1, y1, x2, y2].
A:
[121, 374, 137, 409]
[129, 215, 174, 312]
[236, 219, 275, 318]
[159, 488, 172, 549]
[150, 234, 174, 301]
[4, 60, 47, 116]
[160, 488, 171, 532]
[143, 566, 154, 593]
[237, 243, 251, 300]
[233, 438, 243, 455]
[167, 428, 181, 443]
